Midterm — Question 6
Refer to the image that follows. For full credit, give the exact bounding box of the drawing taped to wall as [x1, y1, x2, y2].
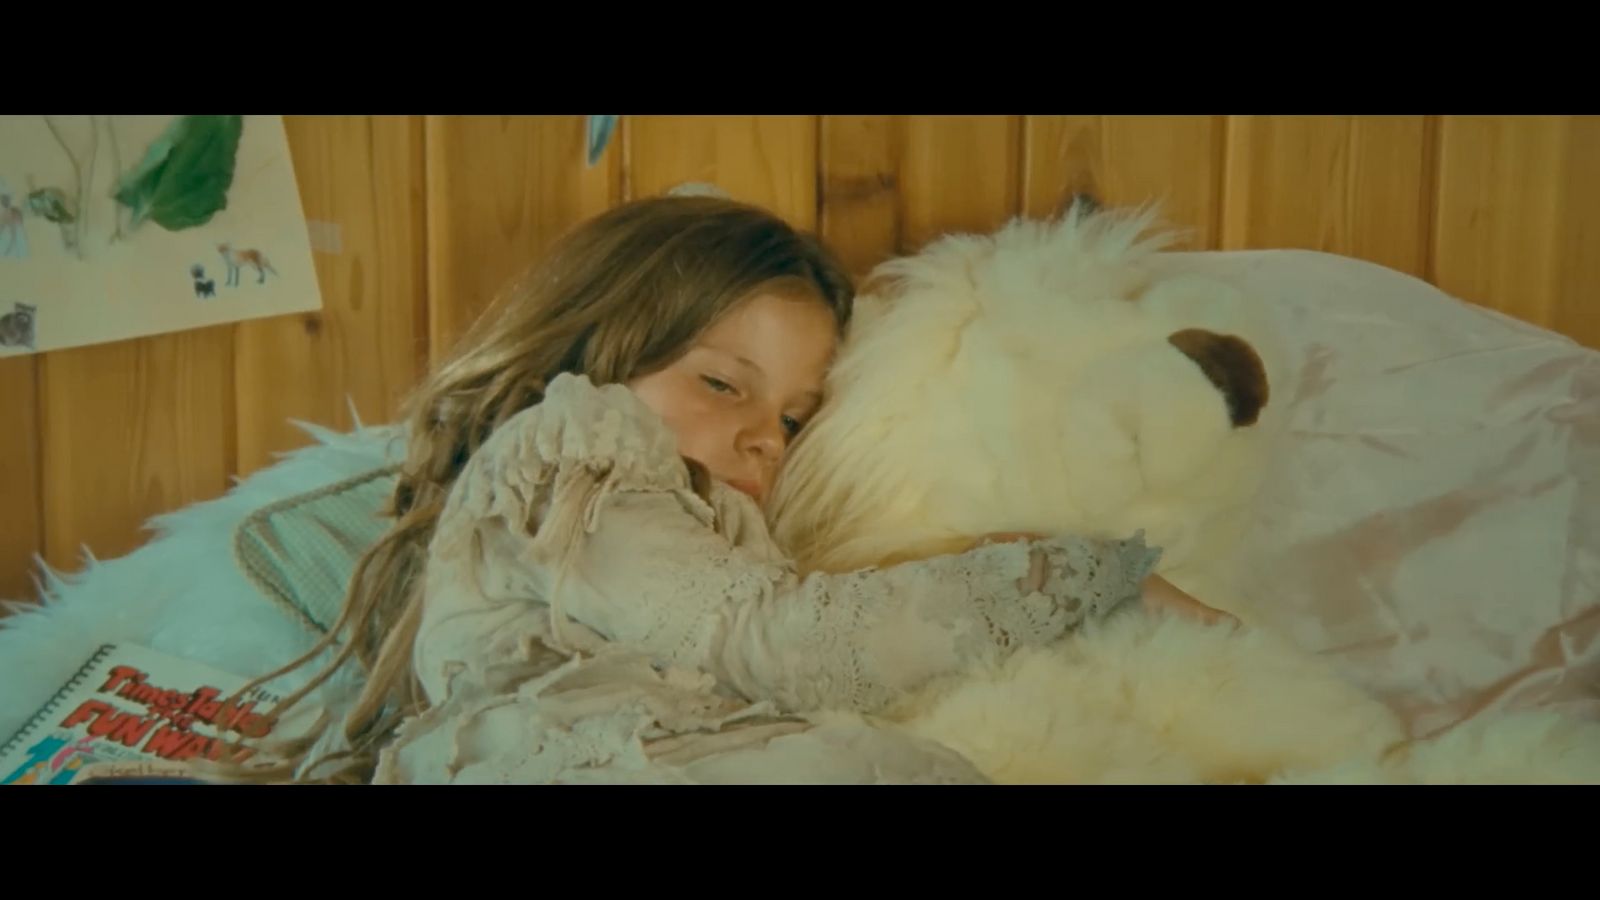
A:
[190, 265, 216, 298]
[0, 302, 37, 350]
[0, 115, 322, 355]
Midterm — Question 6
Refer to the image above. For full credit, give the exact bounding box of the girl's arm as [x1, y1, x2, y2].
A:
[559, 489, 1160, 715]
[446, 375, 1162, 717]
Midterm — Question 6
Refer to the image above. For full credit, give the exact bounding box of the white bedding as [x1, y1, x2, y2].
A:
[1150, 251, 1599, 738]
[0, 420, 399, 741]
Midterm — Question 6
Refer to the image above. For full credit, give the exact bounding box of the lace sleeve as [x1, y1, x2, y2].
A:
[449, 373, 1160, 717]
[568, 489, 1160, 715]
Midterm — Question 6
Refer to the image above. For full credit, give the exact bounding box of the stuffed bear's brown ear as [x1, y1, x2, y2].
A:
[1167, 329, 1270, 427]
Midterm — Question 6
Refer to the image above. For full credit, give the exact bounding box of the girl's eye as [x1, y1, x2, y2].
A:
[702, 376, 737, 395]
[781, 415, 803, 438]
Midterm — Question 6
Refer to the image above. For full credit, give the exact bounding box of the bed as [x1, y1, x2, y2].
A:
[3, 247, 1596, 780]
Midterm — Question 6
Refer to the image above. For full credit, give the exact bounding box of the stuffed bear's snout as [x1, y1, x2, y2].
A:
[1166, 329, 1270, 427]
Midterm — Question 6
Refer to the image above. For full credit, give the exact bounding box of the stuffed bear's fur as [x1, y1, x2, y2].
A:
[767, 203, 1600, 784]
[770, 204, 1288, 613]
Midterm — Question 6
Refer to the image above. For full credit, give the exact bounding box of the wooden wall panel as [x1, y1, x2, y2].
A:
[819, 116, 1023, 275]
[1221, 115, 1433, 277]
[38, 327, 234, 571]
[899, 116, 1021, 252]
[1433, 116, 1600, 348]
[826, 115, 1223, 273]
[234, 115, 429, 475]
[6, 114, 1600, 594]
[819, 115, 899, 278]
[1023, 115, 1226, 249]
[626, 115, 818, 229]
[424, 115, 620, 363]
[0, 357, 42, 601]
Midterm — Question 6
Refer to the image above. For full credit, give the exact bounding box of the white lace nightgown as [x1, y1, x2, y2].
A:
[372, 374, 1161, 784]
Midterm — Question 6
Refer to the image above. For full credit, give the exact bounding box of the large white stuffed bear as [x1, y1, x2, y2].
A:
[768, 202, 1600, 784]
[772, 203, 1285, 610]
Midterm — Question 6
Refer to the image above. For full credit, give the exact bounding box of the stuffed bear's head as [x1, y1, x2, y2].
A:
[767, 202, 1289, 583]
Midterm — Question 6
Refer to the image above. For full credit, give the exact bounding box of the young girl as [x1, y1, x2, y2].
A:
[239, 193, 1225, 785]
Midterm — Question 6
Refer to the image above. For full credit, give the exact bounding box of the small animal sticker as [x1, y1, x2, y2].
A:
[0, 301, 37, 350]
[217, 243, 276, 286]
[191, 264, 216, 298]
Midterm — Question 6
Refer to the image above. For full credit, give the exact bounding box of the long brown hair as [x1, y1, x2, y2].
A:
[227, 195, 853, 782]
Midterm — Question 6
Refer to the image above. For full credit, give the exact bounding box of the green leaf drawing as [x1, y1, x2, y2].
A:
[113, 115, 244, 232]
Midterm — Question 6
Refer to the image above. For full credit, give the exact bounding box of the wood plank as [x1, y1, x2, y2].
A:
[39, 327, 234, 571]
[819, 115, 900, 277]
[1022, 115, 1226, 248]
[899, 116, 1021, 252]
[0, 356, 42, 602]
[234, 115, 429, 475]
[1552, 117, 1600, 348]
[425, 116, 620, 362]
[1433, 115, 1600, 347]
[626, 116, 818, 228]
[1221, 115, 1431, 276]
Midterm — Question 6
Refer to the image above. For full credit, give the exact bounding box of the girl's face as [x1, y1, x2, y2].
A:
[628, 291, 840, 505]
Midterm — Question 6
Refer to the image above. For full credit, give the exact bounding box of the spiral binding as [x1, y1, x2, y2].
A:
[0, 643, 116, 759]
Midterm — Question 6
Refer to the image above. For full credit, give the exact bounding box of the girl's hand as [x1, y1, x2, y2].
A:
[969, 534, 1238, 627]
[1142, 575, 1238, 627]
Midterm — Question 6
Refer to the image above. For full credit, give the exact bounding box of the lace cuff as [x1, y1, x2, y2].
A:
[570, 486, 1160, 714]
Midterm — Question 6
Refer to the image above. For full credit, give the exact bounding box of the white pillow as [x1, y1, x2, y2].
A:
[233, 467, 397, 636]
[1149, 249, 1600, 735]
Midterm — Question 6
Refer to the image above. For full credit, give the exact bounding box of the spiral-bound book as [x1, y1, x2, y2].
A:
[1, 643, 317, 784]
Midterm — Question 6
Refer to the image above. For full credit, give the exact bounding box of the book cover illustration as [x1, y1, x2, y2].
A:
[1, 643, 318, 785]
